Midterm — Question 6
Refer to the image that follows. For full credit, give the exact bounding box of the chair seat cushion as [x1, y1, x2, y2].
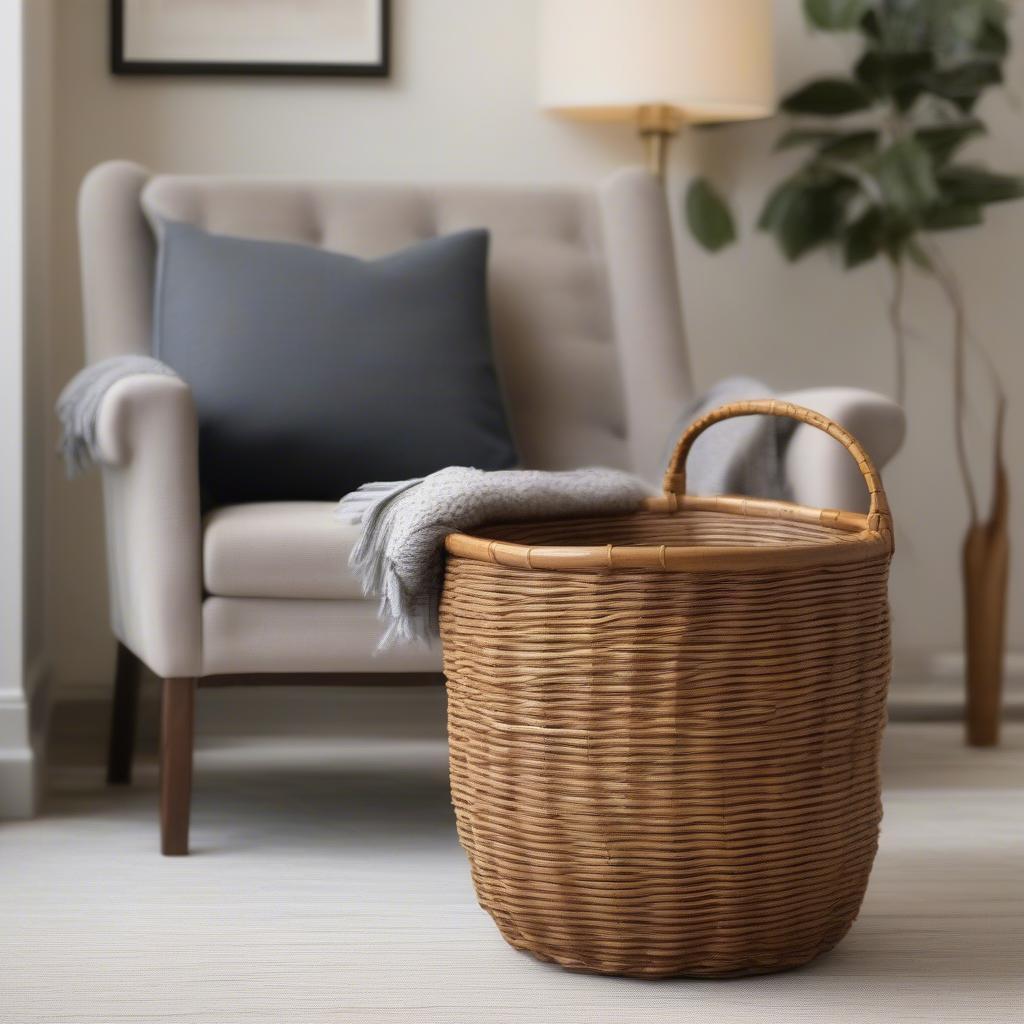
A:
[204, 502, 364, 600]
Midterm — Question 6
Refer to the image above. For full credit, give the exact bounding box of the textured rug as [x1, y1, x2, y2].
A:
[2, 689, 1022, 1024]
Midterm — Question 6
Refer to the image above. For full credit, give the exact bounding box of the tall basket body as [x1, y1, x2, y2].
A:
[440, 401, 894, 978]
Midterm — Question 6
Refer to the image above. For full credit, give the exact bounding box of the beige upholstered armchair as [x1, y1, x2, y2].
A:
[77, 161, 905, 855]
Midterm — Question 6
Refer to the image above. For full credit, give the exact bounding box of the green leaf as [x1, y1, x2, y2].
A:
[775, 129, 844, 152]
[931, 2, 1011, 62]
[926, 60, 1003, 111]
[983, 0, 1010, 27]
[874, 138, 939, 216]
[819, 130, 880, 161]
[977, 17, 1010, 59]
[855, 51, 934, 98]
[936, 3, 988, 58]
[859, 8, 882, 40]
[870, 1, 1010, 68]
[758, 180, 803, 233]
[775, 129, 878, 162]
[906, 240, 935, 272]
[685, 178, 737, 253]
[941, 62, 1003, 98]
[781, 78, 874, 116]
[843, 207, 886, 268]
[758, 177, 853, 261]
[915, 120, 985, 165]
[882, 227, 914, 265]
[804, 0, 869, 30]
[937, 165, 1024, 205]
[922, 203, 984, 230]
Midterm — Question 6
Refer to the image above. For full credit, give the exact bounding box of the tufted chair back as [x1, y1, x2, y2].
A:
[79, 162, 692, 483]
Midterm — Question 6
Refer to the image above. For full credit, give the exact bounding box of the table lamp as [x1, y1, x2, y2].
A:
[539, 0, 775, 179]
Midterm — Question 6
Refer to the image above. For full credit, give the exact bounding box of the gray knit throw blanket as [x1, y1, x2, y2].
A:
[55, 355, 179, 476]
[337, 467, 651, 647]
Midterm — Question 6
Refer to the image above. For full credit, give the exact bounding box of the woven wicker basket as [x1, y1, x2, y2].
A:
[439, 400, 894, 979]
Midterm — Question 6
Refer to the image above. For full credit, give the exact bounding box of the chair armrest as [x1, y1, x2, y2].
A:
[95, 374, 202, 677]
[777, 386, 906, 515]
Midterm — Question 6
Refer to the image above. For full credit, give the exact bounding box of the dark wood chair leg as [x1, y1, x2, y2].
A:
[107, 642, 141, 785]
[160, 678, 196, 856]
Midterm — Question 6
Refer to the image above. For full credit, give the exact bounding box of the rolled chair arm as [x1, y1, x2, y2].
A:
[777, 386, 905, 514]
[95, 374, 203, 678]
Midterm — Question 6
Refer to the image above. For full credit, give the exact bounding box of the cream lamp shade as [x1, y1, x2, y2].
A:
[539, 0, 775, 175]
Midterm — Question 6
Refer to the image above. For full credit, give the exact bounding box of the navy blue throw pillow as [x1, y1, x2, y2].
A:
[152, 221, 518, 506]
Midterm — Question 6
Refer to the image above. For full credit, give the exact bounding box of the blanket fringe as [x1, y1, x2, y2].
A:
[55, 355, 179, 476]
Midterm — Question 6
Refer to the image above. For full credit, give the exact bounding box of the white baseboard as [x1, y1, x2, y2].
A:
[0, 658, 51, 818]
[54, 682, 449, 747]
[926, 649, 1024, 681]
[887, 650, 1024, 721]
[49, 650, 1024, 739]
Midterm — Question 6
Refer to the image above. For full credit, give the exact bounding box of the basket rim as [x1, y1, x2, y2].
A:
[444, 493, 893, 573]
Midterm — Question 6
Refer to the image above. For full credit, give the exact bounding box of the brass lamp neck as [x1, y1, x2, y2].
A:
[637, 104, 683, 180]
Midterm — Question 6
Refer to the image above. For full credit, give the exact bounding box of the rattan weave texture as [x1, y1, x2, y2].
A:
[440, 401, 894, 978]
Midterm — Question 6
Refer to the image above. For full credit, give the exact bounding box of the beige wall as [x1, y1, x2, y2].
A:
[43, 0, 1024, 695]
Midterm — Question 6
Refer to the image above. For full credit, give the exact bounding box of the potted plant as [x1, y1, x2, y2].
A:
[686, 0, 1021, 745]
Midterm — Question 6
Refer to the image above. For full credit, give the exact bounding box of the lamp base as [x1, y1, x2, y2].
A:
[638, 104, 683, 180]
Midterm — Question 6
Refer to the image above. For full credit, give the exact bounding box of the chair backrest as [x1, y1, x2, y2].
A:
[79, 162, 692, 483]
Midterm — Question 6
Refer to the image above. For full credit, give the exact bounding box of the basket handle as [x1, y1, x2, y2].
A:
[662, 399, 893, 543]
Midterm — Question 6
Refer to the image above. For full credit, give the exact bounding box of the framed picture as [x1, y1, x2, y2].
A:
[111, 0, 390, 77]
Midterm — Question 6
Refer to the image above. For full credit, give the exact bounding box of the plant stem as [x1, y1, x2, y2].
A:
[993, 391, 1007, 505]
[966, 326, 1009, 521]
[921, 243, 979, 525]
[967, 321, 1008, 417]
[888, 259, 908, 407]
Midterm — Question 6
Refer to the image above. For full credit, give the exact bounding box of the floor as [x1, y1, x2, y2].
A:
[2, 687, 1023, 1024]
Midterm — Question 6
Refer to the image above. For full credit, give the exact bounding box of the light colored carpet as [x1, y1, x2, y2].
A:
[2, 688, 1022, 1024]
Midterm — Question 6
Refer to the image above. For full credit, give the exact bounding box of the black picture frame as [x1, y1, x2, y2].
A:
[111, 0, 391, 77]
